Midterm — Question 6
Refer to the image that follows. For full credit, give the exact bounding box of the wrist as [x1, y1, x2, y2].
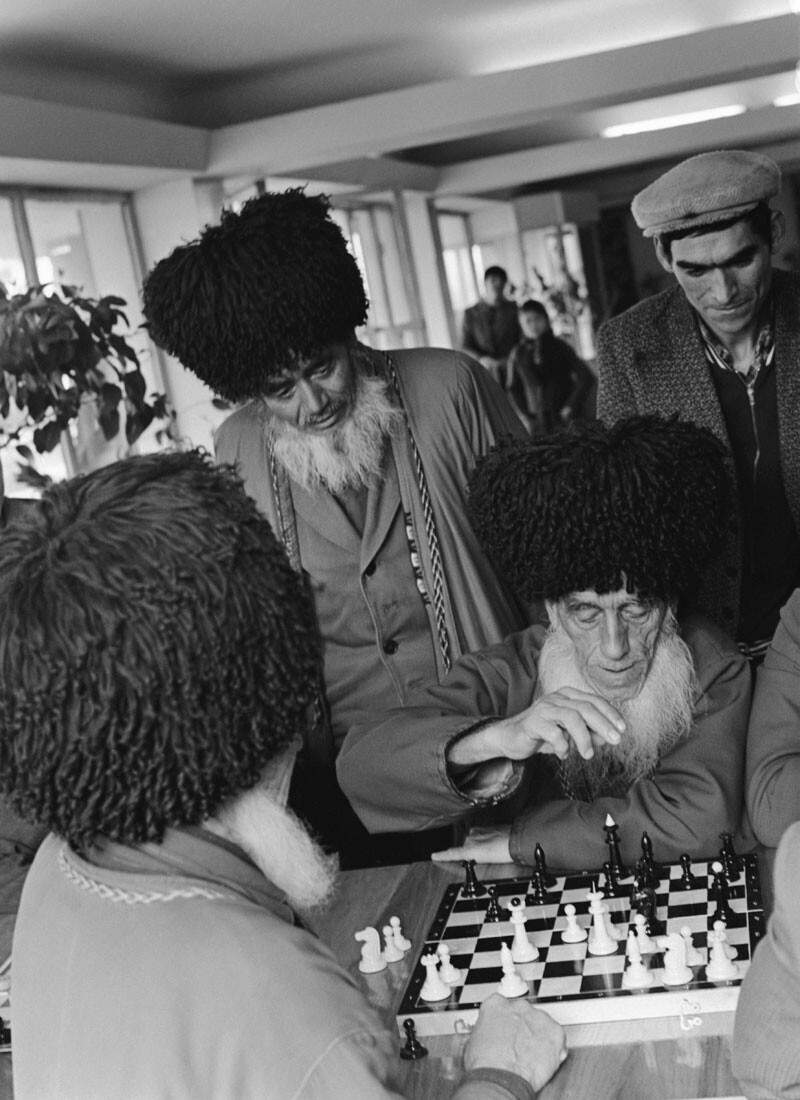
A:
[460, 1067, 537, 1100]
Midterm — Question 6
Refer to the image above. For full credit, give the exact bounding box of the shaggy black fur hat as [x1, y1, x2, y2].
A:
[142, 188, 369, 402]
[0, 450, 320, 849]
[468, 415, 731, 604]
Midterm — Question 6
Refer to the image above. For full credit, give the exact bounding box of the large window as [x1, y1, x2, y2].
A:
[0, 190, 159, 495]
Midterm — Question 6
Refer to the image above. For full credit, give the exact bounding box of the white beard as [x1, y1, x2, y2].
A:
[537, 612, 699, 798]
[262, 371, 404, 496]
[215, 783, 339, 914]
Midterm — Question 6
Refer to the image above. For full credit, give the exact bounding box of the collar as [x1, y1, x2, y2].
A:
[695, 294, 775, 387]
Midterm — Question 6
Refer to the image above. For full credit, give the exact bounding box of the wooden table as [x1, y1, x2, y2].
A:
[310, 859, 752, 1100]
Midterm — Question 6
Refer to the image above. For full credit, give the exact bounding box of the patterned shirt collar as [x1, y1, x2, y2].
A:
[695, 296, 775, 388]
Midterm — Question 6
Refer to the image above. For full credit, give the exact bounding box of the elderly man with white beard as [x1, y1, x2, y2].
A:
[5, 451, 568, 1100]
[337, 416, 754, 870]
[142, 189, 527, 868]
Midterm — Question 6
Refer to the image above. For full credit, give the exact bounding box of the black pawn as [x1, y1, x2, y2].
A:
[485, 886, 502, 923]
[719, 832, 741, 882]
[602, 860, 623, 898]
[400, 1018, 428, 1061]
[462, 859, 487, 898]
[534, 843, 557, 887]
[603, 817, 631, 880]
[528, 868, 550, 904]
[678, 853, 697, 890]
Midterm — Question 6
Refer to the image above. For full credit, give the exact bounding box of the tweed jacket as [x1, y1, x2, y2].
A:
[596, 269, 800, 639]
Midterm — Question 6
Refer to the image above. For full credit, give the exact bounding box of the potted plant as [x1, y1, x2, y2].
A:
[0, 282, 172, 482]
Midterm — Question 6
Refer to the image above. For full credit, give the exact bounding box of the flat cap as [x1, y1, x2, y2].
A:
[632, 149, 781, 237]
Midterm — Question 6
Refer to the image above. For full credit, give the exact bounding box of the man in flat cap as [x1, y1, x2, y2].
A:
[597, 149, 800, 663]
[338, 416, 753, 870]
[142, 189, 527, 867]
[4, 450, 568, 1100]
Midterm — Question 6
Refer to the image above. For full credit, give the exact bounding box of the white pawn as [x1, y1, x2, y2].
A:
[437, 944, 463, 985]
[355, 926, 387, 973]
[657, 932, 694, 986]
[622, 928, 654, 988]
[419, 952, 452, 1001]
[712, 920, 738, 961]
[561, 903, 588, 943]
[509, 902, 539, 963]
[633, 913, 656, 954]
[498, 942, 529, 998]
[390, 915, 412, 953]
[706, 931, 739, 982]
[587, 889, 617, 956]
[382, 925, 405, 964]
[680, 926, 704, 967]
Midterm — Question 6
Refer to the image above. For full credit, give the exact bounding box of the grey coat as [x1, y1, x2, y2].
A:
[596, 268, 800, 639]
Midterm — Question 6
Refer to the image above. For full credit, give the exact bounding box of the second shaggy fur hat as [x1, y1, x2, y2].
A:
[142, 189, 369, 402]
[468, 415, 731, 605]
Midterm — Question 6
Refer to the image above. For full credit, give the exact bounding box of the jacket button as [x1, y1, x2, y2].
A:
[364, 561, 377, 577]
[383, 639, 399, 655]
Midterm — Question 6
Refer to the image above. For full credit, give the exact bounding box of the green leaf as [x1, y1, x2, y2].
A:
[33, 420, 63, 453]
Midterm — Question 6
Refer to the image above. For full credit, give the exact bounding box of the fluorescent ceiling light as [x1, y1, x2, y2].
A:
[773, 93, 800, 107]
[602, 105, 746, 138]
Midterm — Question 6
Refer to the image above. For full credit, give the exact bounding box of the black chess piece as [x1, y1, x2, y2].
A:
[719, 832, 742, 882]
[639, 831, 664, 883]
[710, 861, 734, 925]
[678, 853, 697, 890]
[400, 1018, 428, 1060]
[528, 867, 550, 905]
[634, 855, 658, 891]
[630, 875, 665, 937]
[485, 885, 502, 922]
[461, 859, 487, 897]
[534, 842, 557, 887]
[602, 816, 631, 880]
[601, 860, 623, 898]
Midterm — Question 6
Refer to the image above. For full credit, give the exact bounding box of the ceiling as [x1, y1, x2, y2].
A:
[0, 0, 799, 200]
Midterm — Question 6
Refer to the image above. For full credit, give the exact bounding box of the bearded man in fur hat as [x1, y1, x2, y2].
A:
[338, 415, 754, 870]
[142, 189, 527, 867]
[3, 451, 567, 1100]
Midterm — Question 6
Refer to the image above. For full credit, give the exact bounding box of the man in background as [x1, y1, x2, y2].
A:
[462, 265, 522, 385]
[597, 149, 800, 662]
[3, 450, 567, 1100]
[142, 190, 527, 867]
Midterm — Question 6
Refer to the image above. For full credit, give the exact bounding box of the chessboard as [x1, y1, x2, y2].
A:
[396, 852, 765, 1039]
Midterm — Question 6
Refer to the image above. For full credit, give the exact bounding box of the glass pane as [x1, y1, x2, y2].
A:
[0, 200, 25, 292]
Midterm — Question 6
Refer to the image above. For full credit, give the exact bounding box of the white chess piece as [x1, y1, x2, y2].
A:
[657, 932, 694, 986]
[680, 926, 704, 967]
[382, 925, 405, 963]
[497, 942, 529, 998]
[712, 920, 738, 961]
[390, 915, 411, 953]
[561, 903, 588, 943]
[622, 928, 654, 988]
[509, 902, 539, 963]
[633, 913, 656, 954]
[705, 931, 739, 982]
[437, 944, 463, 985]
[586, 889, 617, 956]
[419, 952, 453, 1001]
[355, 926, 387, 973]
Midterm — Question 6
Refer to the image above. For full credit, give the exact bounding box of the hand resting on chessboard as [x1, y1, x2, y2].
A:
[465, 994, 567, 1090]
[446, 686, 624, 771]
[432, 824, 513, 863]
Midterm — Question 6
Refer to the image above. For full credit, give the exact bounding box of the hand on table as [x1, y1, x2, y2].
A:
[431, 825, 512, 864]
[464, 994, 567, 1092]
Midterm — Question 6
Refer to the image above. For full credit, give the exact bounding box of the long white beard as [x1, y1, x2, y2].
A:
[263, 372, 404, 496]
[538, 612, 698, 798]
[215, 784, 339, 914]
